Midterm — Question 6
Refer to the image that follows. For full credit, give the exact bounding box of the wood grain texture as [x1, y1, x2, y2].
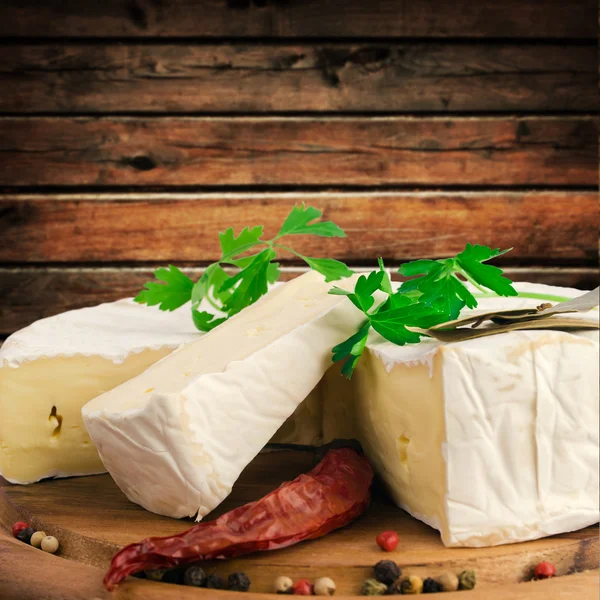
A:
[0, 0, 595, 39]
[1, 266, 598, 336]
[0, 117, 597, 187]
[1, 192, 597, 263]
[1, 452, 598, 598]
[1, 43, 596, 114]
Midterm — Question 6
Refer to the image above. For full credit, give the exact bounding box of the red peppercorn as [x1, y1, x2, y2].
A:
[534, 562, 556, 580]
[292, 579, 313, 595]
[376, 530, 399, 552]
[11, 522, 29, 538]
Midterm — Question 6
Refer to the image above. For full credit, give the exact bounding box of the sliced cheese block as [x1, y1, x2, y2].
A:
[82, 271, 363, 519]
[303, 283, 600, 547]
[0, 300, 201, 483]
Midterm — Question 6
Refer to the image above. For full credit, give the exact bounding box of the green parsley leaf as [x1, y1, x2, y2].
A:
[398, 259, 438, 277]
[456, 244, 517, 298]
[398, 244, 516, 320]
[221, 248, 276, 315]
[219, 226, 264, 262]
[332, 321, 371, 379]
[277, 204, 346, 238]
[303, 257, 355, 282]
[192, 310, 227, 332]
[331, 270, 384, 313]
[190, 268, 230, 332]
[137, 204, 351, 332]
[377, 257, 393, 295]
[331, 245, 517, 377]
[134, 265, 193, 311]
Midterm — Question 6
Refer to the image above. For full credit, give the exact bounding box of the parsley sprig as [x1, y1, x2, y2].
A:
[135, 204, 354, 331]
[330, 245, 518, 377]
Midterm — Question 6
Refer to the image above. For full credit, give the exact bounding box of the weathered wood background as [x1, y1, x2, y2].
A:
[0, 1, 598, 337]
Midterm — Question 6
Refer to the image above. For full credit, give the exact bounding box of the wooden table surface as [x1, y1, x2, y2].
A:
[1, 451, 598, 599]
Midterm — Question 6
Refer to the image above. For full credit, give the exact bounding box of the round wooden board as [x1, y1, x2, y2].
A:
[1, 449, 598, 599]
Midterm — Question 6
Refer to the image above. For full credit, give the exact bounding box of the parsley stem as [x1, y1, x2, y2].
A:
[272, 243, 304, 259]
[456, 269, 487, 294]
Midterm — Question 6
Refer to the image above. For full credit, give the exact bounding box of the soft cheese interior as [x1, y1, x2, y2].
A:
[82, 271, 364, 520]
[0, 300, 201, 483]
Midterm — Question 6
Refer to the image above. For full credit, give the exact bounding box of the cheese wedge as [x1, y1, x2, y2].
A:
[82, 271, 363, 519]
[308, 283, 600, 546]
[0, 300, 201, 483]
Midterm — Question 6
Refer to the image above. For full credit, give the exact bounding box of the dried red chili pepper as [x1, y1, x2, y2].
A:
[104, 448, 373, 589]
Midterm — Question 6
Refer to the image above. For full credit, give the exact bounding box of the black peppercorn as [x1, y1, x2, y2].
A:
[374, 560, 401, 585]
[183, 565, 207, 587]
[206, 574, 225, 589]
[16, 527, 35, 544]
[422, 578, 443, 593]
[228, 572, 251, 592]
[161, 569, 183, 585]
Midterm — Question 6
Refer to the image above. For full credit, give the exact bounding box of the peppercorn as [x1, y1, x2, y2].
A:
[29, 531, 47, 548]
[183, 565, 207, 587]
[161, 569, 183, 585]
[385, 579, 402, 595]
[16, 527, 35, 544]
[293, 579, 313, 595]
[144, 569, 165, 581]
[274, 576, 294, 594]
[534, 562, 556, 580]
[40, 535, 59, 554]
[458, 570, 476, 590]
[228, 572, 251, 592]
[362, 578, 388, 596]
[11, 522, 29, 538]
[436, 572, 458, 592]
[422, 578, 442, 594]
[206, 574, 225, 589]
[399, 575, 423, 594]
[376, 531, 399, 552]
[314, 576, 336, 596]
[374, 560, 401, 585]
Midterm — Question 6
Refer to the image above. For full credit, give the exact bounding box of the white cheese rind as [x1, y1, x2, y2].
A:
[0, 298, 200, 368]
[441, 330, 599, 546]
[83, 271, 364, 519]
[350, 283, 599, 547]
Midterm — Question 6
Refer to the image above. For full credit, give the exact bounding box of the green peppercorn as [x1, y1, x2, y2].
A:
[422, 578, 442, 594]
[183, 565, 207, 587]
[374, 560, 401, 585]
[362, 578, 388, 596]
[206, 574, 225, 589]
[399, 575, 423, 594]
[228, 572, 251, 592]
[458, 570, 476, 590]
[436, 572, 458, 592]
[145, 569, 167, 581]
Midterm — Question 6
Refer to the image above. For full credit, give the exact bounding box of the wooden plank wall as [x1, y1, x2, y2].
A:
[0, 1, 598, 337]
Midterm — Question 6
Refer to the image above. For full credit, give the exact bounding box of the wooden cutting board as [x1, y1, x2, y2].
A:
[0, 449, 598, 599]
